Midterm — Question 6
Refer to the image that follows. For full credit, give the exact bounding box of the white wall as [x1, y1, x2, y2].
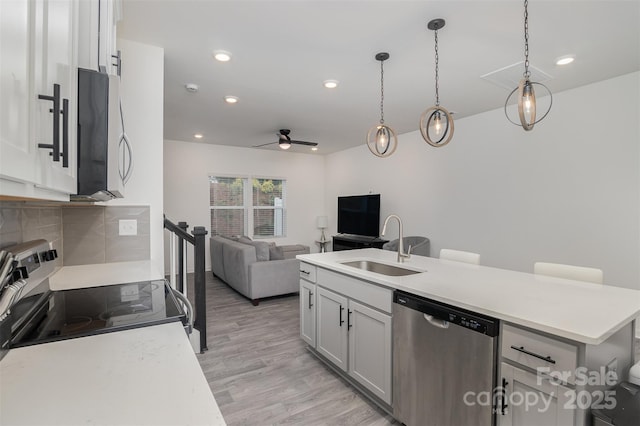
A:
[163, 141, 325, 273]
[326, 72, 640, 290]
[108, 39, 165, 270]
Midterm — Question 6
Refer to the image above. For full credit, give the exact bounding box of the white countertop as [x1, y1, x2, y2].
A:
[50, 260, 164, 290]
[298, 249, 640, 345]
[0, 322, 225, 426]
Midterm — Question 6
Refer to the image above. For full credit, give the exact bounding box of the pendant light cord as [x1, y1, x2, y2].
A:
[523, 0, 530, 78]
[434, 28, 440, 106]
[379, 59, 385, 124]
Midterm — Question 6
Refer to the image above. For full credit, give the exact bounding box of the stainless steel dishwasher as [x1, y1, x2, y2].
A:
[393, 290, 499, 426]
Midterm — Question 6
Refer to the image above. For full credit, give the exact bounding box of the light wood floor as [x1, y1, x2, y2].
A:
[186, 272, 398, 426]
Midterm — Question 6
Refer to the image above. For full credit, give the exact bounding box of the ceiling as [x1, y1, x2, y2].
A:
[118, 0, 640, 154]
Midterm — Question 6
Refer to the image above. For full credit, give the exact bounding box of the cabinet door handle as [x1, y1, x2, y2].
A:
[308, 291, 313, 309]
[501, 378, 509, 415]
[510, 345, 556, 364]
[37, 83, 61, 162]
[61, 98, 69, 167]
[347, 309, 353, 329]
[339, 305, 344, 326]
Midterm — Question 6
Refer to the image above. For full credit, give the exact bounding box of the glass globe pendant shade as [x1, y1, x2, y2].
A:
[504, 78, 552, 131]
[420, 106, 454, 147]
[367, 124, 397, 157]
[278, 140, 291, 150]
[518, 78, 536, 130]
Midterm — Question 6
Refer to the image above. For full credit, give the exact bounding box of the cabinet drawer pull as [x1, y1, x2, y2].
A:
[501, 378, 509, 415]
[300, 270, 310, 275]
[37, 83, 61, 162]
[510, 345, 556, 364]
[339, 305, 345, 326]
[61, 98, 69, 168]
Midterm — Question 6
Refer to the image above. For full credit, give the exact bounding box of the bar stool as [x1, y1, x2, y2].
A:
[533, 262, 603, 284]
[439, 249, 481, 265]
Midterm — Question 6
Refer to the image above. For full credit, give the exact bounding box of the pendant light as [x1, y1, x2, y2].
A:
[420, 18, 454, 147]
[504, 0, 552, 130]
[367, 52, 397, 158]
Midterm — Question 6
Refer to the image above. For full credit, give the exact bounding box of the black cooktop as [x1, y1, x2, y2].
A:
[10, 280, 186, 348]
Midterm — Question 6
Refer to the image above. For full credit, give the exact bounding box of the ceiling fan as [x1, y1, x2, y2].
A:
[253, 129, 318, 150]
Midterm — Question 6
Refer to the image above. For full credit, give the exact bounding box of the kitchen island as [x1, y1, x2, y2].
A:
[298, 248, 639, 426]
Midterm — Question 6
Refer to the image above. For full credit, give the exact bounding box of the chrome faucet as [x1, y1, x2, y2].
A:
[381, 214, 411, 263]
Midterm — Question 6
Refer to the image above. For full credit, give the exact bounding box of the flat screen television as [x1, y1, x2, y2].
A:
[337, 194, 381, 238]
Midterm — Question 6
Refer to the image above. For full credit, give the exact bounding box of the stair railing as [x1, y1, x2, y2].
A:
[164, 215, 208, 352]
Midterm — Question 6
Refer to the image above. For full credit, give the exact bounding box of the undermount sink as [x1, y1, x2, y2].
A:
[340, 260, 424, 277]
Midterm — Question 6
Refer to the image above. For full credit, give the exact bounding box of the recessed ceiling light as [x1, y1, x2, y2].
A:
[311, 146, 318, 151]
[224, 96, 239, 104]
[555, 55, 575, 66]
[194, 133, 203, 139]
[323, 80, 339, 89]
[213, 50, 232, 62]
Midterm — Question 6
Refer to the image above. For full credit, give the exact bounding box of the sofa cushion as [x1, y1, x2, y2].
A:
[237, 236, 270, 261]
[269, 245, 285, 260]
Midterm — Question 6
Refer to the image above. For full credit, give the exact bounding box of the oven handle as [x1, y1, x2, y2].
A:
[170, 288, 193, 334]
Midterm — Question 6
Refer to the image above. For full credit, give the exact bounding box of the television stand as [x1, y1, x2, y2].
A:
[332, 234, 389, 251]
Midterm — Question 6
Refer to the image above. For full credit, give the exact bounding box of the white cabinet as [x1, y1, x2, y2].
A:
[77, 0, 120, 75]
[316, 287, 348, 371]
[299, 280, 316, 347]
[309, 268, 393, 405]
[347, 299, 392, 404]
[33, 0, 77, 194]
[300, 262, 317, 348]
[0, 0, 36, 185]
[498, 362, 574, 426]
[0, 0, 77, 200]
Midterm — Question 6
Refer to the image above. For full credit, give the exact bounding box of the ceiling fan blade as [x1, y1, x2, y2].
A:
[290, 140, 318, 146]
[252, 141, 278, 148]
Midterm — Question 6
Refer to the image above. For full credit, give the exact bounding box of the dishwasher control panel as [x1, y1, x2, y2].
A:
[394, 290, 499, 337]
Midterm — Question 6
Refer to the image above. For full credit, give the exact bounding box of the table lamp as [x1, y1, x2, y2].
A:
[317, 216, 328, 242]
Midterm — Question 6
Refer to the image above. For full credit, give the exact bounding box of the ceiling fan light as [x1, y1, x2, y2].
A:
[279, 141, 291, 150]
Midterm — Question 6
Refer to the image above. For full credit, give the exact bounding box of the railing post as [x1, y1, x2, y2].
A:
[177, 222, 189, 293]
[192, 226, 208, 352]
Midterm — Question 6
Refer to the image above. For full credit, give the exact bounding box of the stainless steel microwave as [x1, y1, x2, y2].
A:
[73, 68, 131, 201]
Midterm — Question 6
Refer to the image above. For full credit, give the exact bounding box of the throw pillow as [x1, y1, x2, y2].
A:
[269, 245, 285, 260]
[238, 236, 253, 245]
[251, 241, 270, 261]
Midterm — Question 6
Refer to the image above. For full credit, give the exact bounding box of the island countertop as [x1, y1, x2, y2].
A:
[297, 249, 640, 345]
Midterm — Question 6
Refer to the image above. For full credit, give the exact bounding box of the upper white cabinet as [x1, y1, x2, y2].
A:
[77, 0, 120, 75]
[0, 0, 38, 185]
[0, 0, 78, 200]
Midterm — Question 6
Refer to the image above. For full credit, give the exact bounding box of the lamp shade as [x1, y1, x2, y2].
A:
[316, 216, 328, 229]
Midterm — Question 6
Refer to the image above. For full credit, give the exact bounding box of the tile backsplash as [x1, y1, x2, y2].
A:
[0, 202, 150, 266]
[0, 202, 63, 267]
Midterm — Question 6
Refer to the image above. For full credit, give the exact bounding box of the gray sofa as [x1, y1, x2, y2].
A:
[210, 235, 310, 305]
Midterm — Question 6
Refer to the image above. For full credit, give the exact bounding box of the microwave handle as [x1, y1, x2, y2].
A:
[119, 133, 133, 184]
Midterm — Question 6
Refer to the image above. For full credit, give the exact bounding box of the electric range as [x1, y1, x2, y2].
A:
[0, 240, 185, 358]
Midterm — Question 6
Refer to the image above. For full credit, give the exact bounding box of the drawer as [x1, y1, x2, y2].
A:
[502, 324, 578, 385]
[299, 262, 316, 283]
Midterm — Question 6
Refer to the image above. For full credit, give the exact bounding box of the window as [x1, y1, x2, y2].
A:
[209, 176, 286, 238]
